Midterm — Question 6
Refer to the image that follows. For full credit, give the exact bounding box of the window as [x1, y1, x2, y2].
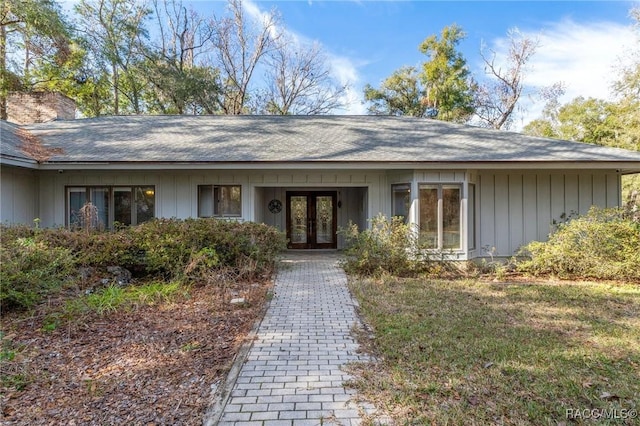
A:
[391, 184, 411, 222]
[198, 185, 241, 217]
[419, 184, 461, 250]
[67, 186, 155, 229]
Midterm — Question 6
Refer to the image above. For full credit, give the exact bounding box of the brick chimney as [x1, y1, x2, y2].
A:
[7, 92, 76, 125]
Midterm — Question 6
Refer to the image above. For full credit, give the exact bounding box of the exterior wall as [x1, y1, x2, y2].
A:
[0, 165, 39, 225]
[36, 169, 385, 242]
[474, 170, 621, 258]
[7, 167, 623, 257]
[7, 92, 76, 125]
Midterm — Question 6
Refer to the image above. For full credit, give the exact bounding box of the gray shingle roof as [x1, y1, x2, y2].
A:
[0, 120, 36, 163]
[4, 115, 640, 166]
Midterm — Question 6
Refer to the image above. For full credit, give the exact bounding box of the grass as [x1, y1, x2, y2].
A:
[66, 281, 184, 316]
[347, 277, 640, 425]
[38, 281, 186, 331]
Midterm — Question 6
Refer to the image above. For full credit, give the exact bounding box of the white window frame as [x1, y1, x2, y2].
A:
[197, 185, 242, 218]
[418, 183, 463, 250]
[66, 186, 155, 229]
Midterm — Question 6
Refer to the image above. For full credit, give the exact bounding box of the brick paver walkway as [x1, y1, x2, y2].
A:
[216, 252, 374, 425]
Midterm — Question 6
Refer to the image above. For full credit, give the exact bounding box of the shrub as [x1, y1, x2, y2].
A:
[0, 218, 286, 311]
[132, 218, 286, 280]
[517, 207, 640, 281]
[340, 214, 430, 276]
[0, 237, 75, 310]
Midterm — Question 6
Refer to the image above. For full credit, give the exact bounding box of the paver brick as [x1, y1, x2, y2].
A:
[216, 253, 377, 425]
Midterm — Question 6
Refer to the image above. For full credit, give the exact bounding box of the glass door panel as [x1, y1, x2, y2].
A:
[315, 196, 334, 244]
[290, 195, 308, 245]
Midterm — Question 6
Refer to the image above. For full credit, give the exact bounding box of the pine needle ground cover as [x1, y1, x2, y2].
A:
[348, 278, 640, 425]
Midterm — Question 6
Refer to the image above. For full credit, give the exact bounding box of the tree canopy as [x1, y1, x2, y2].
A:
[1, 0, 346, 118]
[363, 24, 475, 122]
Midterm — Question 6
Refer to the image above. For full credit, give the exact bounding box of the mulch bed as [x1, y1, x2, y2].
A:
[1, 281, 270, 425]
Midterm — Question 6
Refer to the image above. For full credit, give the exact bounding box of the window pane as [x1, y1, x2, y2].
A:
[114, 188, 132, 226]
[198, 185, 213, 217]
[68, 188, 87, 228]
[90, 188, 109, 229]
[419, 185, 438, 248]
[135, 187, 155, 224]
[468, 184, 476, 250]
[392, 184, 410, 222]
[443, 186, 461, 249]
[218, 185, 241, 216]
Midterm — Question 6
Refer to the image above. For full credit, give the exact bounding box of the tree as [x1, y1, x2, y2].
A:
[142, 0, 220, 114]
[524, 96, 616, 143]
[75, 0, 151, 115]
[209, 0, 278, 114]
[607, 8, 640, 152]
[363, 66, 430, 117]
[258, 34, 346, 115]
[419, 24, 475, 122]
[523, 8, 640, 152]
[364, 24, 474, 121]
[474, 29, 539, 130]
[0, 0, 73, 119]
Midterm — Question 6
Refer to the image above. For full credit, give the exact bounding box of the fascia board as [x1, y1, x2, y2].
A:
[35, 160, 640, 173]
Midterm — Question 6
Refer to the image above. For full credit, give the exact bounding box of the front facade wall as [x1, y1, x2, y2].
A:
[4, 167, 622, 258]
[0, 166, 39, 225]
[475, 170, 620, 258]
[35, 170, 385, 250]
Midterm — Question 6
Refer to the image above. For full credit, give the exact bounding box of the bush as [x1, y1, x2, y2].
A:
[340, 214, 430, 276]
[0, 218, 286, 311]
[517, 207, 640, 281]
[0, 237, 75, 310]
[132, 218, 286, 280]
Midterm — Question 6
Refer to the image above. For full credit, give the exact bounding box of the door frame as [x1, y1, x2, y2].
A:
[286, 191, 338, 249]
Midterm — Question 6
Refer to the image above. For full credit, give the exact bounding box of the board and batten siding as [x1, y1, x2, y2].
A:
[0, 166, 39, 225]
[33, 170, 385, 231]
[476, 171, 620, 258]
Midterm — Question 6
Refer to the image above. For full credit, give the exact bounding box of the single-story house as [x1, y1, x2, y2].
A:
[2, 114, 640, 260]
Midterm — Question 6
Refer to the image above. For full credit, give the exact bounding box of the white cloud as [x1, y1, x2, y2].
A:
[327, 55, 367, 114]
[481, 19, 637, 130]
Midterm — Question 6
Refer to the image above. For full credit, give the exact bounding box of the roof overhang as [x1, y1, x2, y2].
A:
[34, 160, 640, 174]
[0, 156, 39, 169]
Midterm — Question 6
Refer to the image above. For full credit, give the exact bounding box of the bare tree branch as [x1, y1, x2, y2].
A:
[474, 29, 539, 130]
[258, 34, 346, 115]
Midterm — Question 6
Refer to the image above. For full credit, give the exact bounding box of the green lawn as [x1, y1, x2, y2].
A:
[347, 277, 640, 425]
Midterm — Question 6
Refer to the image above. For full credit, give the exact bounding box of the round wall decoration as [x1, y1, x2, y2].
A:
[268, 199, 282, 213]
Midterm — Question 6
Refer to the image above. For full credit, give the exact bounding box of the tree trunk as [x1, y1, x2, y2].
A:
[1, 22, 7, 120]
[112, 62, 119, 115]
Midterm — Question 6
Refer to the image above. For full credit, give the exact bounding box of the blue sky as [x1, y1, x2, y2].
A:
[187, 0, 638, 127]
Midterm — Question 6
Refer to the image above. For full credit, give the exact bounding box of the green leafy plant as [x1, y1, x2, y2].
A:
[64, 281, 183, 316]
[0, 218, 285, 312]
[340, 214, 430, 276]
[0, 237, 75, 310]
[517, 207, 640, 280]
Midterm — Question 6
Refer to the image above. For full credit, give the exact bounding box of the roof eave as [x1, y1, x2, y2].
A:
[0, 155, 40, 169]
[34, 160, 640, 173]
